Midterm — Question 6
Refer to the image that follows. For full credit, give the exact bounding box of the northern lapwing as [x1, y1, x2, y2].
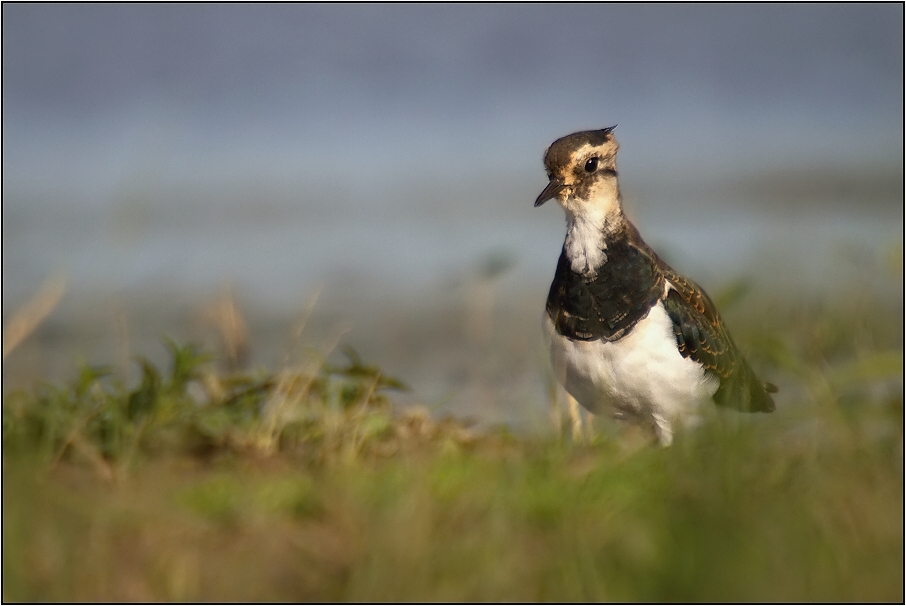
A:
[535, 126, 776, 445]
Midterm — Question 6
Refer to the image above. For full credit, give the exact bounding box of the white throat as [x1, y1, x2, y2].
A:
[564, 208, 608, 276]
[562, 190, 623, 277]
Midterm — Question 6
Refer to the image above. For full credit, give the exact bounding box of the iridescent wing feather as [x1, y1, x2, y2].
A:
[624, 223, 776, 413]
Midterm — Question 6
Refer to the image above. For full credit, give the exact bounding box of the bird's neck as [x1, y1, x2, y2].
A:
[563, 188, 626, 277]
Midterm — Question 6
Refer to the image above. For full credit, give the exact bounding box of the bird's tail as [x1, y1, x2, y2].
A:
[714, 360, 776, 413]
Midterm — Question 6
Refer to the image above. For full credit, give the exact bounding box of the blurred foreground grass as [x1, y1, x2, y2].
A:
[3, 290, 903, 602]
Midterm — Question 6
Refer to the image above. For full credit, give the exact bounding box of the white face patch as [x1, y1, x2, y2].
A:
[568, 142, 619, 170]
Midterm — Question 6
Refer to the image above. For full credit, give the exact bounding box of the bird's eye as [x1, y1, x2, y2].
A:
[584, 157, 599, 173]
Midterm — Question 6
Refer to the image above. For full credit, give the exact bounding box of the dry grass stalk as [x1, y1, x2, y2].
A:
[201, 284, 249, 370]
[3, 275, 66, 358]
[256, 289, 348, 455]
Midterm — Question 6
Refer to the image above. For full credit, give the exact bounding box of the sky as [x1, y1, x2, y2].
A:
[4, 4, 902, 188]
[2, 3, 903, 313]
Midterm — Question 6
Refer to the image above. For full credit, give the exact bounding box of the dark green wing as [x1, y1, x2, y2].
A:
[625, 223, 776, 413]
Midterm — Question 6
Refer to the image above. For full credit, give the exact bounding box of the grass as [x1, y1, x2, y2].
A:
[3, 288, 903, 602]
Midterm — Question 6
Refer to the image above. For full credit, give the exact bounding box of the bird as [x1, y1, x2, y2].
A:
[535, 126, 776, 446]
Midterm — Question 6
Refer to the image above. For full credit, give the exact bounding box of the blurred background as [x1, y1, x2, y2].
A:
[3, 4, 903, 429]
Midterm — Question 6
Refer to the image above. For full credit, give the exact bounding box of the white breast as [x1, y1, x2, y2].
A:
[543, 302, 719, 444]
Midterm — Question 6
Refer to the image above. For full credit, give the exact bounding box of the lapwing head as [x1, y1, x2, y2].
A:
[535, 126, 620, 212]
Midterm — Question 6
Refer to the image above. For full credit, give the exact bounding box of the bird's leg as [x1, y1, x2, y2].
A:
[652, 413, 674, 447]
[567, 394, 584, 443]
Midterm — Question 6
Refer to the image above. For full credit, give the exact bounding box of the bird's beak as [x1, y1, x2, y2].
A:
[534, 179, 567, 207]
